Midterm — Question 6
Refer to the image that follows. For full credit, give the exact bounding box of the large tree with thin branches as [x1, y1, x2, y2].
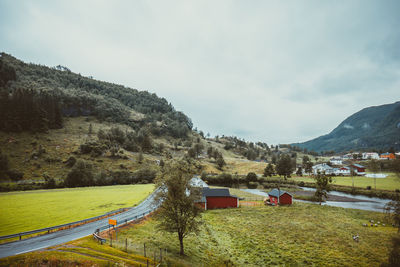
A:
[154, 160, 203, 256]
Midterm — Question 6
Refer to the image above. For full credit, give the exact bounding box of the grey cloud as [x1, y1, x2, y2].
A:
[1, 0, 400, 144]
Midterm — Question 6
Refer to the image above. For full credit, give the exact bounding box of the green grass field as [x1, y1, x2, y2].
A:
[293, 172, 400, 191]
[113, 203, 396, 266]
[0, 184, 154, 236]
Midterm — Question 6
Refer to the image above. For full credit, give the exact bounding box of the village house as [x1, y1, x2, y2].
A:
[330, 156, 343, 165]
[312, 163, 334, 175]
[362, 152, 379, 160]
[380, 153, 396, 160]
[349, 163, 366, 175]
[334, 166, 351, 176]
[267, 189, 293, 205]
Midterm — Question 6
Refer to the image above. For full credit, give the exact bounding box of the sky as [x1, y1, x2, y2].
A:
[1, 0, 400, 144]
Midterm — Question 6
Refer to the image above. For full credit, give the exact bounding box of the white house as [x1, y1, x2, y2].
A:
[330, 157, 343, 165]
[312, 163, 334, 175]
[362, 152, 379, 160]
[334, 167, 351, 176]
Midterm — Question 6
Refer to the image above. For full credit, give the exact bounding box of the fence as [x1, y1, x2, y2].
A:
[112, 238, 167, 265]
[240, 201, 264, 207]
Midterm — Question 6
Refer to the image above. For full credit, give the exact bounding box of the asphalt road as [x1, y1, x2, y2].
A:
[0, 191, 159, 258]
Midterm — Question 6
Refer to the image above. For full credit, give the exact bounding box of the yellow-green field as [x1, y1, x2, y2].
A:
[293, 173, 400, 191]
[0, 184, 154, 236]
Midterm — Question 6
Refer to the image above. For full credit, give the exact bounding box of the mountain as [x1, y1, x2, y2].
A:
[0, 52, 192, 138]
[293, 102, 400, 153]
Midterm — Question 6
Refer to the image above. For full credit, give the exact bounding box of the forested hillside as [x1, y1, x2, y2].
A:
[0, 53, 192, 138]
[293, 101, 400, 153]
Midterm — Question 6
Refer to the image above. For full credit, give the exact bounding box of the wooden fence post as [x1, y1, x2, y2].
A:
[125, 238, 128, 252]
[144, 243, 146, 257]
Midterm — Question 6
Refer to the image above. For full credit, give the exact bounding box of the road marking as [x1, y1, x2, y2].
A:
[15, 246, 48, 255]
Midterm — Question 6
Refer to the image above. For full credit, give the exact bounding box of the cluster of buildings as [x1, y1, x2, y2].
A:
[310, 151, 398, 176]
[191, 177, 293, 210]
[312, 163, 366, 176]
[340, 152, 397, 161]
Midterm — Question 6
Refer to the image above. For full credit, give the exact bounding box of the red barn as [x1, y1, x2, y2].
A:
[350, 164, 366, 175]
[197, 188, 239, 210]
[267, 189, 293, 205]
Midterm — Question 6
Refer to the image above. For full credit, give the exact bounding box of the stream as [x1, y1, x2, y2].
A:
[240, 188, 392, 212]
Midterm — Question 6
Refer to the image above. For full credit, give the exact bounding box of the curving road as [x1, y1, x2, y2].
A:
[0, 190, 159, 258]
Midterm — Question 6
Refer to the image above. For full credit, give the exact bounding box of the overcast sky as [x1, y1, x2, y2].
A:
[1, 1, 399, 144]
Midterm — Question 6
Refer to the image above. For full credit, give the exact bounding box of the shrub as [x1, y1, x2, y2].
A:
[246, 172, 258, 183]
[366, 186, 372, 190]
[6, 169, 24, 181]
[64, 156, 77, 167]
[248, 181, 259, 189]
[64, 160, 94, 187]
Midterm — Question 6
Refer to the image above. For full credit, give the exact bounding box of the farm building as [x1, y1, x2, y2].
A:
[362, 152, 379, 160]
[312, 163, 334, 175]
[349, 164, 366, 175]
[267, 189, 293, 205]
[334, 167, 351, 176]
[196, 188, 239, 210]
[380, 153, 395, 160]
[330, 157, 343, 165]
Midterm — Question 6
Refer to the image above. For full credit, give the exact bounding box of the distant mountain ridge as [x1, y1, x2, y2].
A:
[293, 101, 400, 153]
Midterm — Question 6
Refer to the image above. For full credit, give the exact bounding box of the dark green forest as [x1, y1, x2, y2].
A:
[0, 52, 192, 138]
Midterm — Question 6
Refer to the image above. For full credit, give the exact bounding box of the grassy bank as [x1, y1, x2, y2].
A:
[113, 203, 395, 266]
[0, 184, 154, 236]
[0, 235, 155, 267]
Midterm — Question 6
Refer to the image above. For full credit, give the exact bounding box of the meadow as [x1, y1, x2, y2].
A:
[112, 203, 396, 266]
[0, 184, 154, 236]
[294, 172, 400, 191]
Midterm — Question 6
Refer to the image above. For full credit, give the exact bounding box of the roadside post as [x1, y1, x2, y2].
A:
[108, 219, 117, 242]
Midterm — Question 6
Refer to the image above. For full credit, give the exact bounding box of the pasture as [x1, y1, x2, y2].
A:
[294, 172, 400, 191]
[0, 184, 154, 236]
[113, 203, 396, 266]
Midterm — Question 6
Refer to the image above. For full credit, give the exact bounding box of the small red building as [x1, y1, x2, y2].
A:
[267, 189, 293, 205]
[350, 164, 366, 175]
[197, 188, 239, 210]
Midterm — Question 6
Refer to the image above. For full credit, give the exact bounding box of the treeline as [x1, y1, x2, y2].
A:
[64, 159, 156, 188]
[0, 88, 63, 132]
[0, 53, 192, 138]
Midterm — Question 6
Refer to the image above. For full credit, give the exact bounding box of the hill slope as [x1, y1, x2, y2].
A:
[293, 101, 400, 153]
[0, 52, 192, 138]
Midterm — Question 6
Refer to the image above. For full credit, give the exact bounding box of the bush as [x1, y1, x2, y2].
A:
[132, 168, 157, 184]
[246, 172, 258, 183]
[79, 141, 107, 157]
[248, 182, 259, 189]
[366, 186, 372, 190]
[64, 156, 77, 167]
[6, 169, 24, 181]
[64, 160, 94, 187]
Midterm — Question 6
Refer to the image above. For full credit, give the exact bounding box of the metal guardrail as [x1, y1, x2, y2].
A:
[96, 206, 159, 233]
[0, 207, 128, 241]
